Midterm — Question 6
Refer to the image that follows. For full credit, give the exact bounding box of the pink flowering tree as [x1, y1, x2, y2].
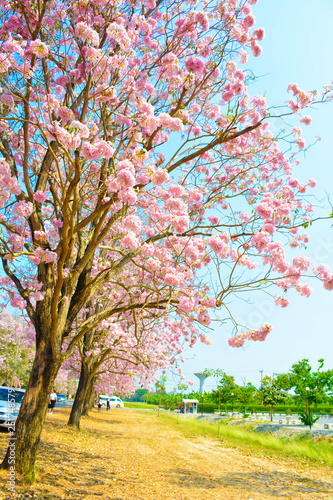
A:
[53, 367, 78, 397]
[66, 309, 187, 428]
[0, 312, 34, 387]
[0, 0, 331, 478]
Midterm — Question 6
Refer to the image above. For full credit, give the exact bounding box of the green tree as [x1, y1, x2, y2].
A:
[259, 376, 287, 421]
[276, 359, 333, 429]
[129, 388, 148, 402]
[210, 372, 238, 414]
[236, 383, 257, 416]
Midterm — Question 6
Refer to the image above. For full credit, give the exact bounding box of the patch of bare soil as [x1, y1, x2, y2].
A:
[0, 407, 332, 500]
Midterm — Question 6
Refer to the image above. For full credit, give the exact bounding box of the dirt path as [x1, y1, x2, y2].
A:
[0, 407, 332, 500]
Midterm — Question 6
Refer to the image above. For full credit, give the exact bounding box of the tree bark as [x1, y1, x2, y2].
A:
[68, 359, 94, 428]
[82, 377, 96, 416]
[0, 341, 61, 481]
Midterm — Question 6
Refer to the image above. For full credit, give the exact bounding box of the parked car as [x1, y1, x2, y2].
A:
[57, 394, 66, 403]
[99, 395, 124, 408]
[0, 387, 25, 428]
[109, 396, 124, 408]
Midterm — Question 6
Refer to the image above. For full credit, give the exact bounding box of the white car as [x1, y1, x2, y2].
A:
[0, 387, 25, 428]
[99, 395, 124, 408]
[109, 396, 124, 408]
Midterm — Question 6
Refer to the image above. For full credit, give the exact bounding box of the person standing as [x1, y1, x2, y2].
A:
[106, 399, 110, 411]
[98, 398, 102, 412]
[48, 388, 57, 414]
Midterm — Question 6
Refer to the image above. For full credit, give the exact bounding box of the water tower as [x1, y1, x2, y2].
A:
[194, 372, 209, 394]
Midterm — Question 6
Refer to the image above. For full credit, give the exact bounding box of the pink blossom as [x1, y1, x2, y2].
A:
[123, 215, 142, 234]
[207, 236, 225, 253]
[117, 169, 136, 188]
[253, 28, 265, 40]
[226, 61, 237, 73]
[307, 178, 317, 188]
[300, 115, 312, 125]
[185, 56, 205, 73]
[10, 296, 27, 310]
[198, 313, 211, 326]
[251, 42, 262, 57]
[8, 234, 24, 251]
[295, 138, 306, 149]
[82, 141, 115, 160]
[0, 53, 11, 73]
[178, 297, 195, 313]
[243, 15, 255, 28]
[52, 219, 63, 228]
[146, 258, 160, 272]
[192, 125, 201, 137]
[43, 250, 57, 263]
[275, 297, 289, 308]
[164, 273, 181, 286]
[152, 170, 169, 185]
[118, 188, 137, 205]
[33, 191, 48, 203]
[228, 335, 245, 347]
[208, 216, 219, 225]
[0, 94, 14, 108]
[31, 291, 45, 301]
[239, 50, 249, 64]
[292, 256, 310, 272]
[13, 201, 33, 217]
[296, 284, 312, 297]
[323, 278, 333, 291]
[75, 22, 100, 47]
[30, 40, 49, 58]
[195, 11, 209, 31]
[121, 232, 138, 249]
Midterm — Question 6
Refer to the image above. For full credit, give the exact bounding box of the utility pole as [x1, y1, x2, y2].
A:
[259, 370, 264, 387]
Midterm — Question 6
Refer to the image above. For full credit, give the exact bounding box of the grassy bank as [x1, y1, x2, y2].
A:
[124, 401, 154, 409]
[159, 412, 333, 467]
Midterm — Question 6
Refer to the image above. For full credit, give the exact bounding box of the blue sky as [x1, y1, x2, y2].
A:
[174, 0, 333, 393]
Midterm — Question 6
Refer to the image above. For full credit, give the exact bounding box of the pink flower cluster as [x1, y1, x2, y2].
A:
[29, 248, 57, 265]
[33, 191, 48, 203]
[313, 264, 333, 291]
[0, 159, 21, 208]
[30, 40, 49, 58]
[275, 296, 289, 308]
[287, 83, 313, 112]
[228, 324, 272, 348]
[0, 93, 14, 108]
[13, 201, 33, 217]
[185, 56, 205, 74]
[75, 22, 100, 47]
[82, 140, 115, 160]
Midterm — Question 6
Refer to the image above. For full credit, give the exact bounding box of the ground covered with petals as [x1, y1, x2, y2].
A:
[0, 407, 332, 500]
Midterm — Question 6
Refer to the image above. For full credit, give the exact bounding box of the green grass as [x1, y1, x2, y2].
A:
[159, 413, 333, 468]
[124, 401, 155, 410]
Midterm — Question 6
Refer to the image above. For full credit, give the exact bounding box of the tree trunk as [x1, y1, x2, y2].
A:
[0, 341, 61, 481]
[270, 405, 273, 421]
[68, 359, 94, 428]
[82, 377, 96, 416]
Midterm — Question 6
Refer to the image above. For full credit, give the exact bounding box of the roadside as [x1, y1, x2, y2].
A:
[0, 407, 332, 500]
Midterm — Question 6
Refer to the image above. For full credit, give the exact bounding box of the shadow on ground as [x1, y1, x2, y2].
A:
[164, 468, 333, 497]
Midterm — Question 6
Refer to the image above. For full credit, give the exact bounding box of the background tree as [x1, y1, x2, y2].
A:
[211, 372, 238, 414]
[259, 376, 287, 421]
[276, 359, 333, 428]
[0, 312, 34, 387]
[236, 382, 257, 415]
